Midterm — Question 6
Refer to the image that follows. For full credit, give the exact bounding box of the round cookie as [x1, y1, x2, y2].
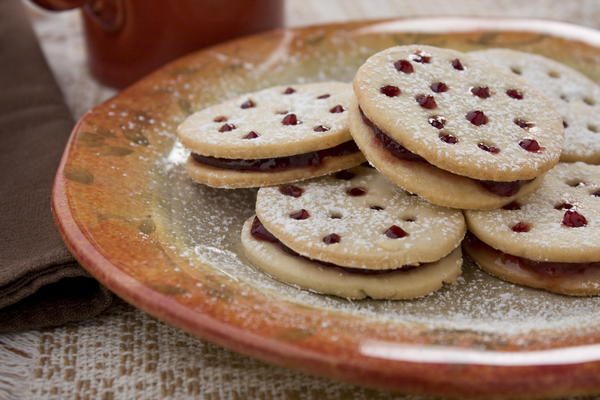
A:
[185, 151, 365, 189]
[464, 236, 600, 297]
[471, 48, 600, 164]
[354, 45, 564, 181]
[242, 217, 462, 300]
[255, 166, 466, 269]
[178, 82, 354, 159]
[348, 99, 543, 210]
[466, 163, 600, 263]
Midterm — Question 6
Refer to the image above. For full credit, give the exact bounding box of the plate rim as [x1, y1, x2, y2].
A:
[52, 16, 600, 397]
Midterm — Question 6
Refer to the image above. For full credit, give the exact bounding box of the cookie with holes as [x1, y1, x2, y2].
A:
[351, 45, 564, 210]
[465, 163, 600, 296]
[243, 167, 465, 299]
[471, 49, 600, 164]
[177, 82, 365, 188]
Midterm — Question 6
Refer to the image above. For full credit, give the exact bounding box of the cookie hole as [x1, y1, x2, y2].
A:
[566, 179, 586, 187]
[240, 99, 255, 109]
[471, 86, 491, 99]
[502, 201, 521, 210]
[409, 50, 431, 64]
[547, 70, 560, 78]
[466, 110, 488, 126]
[562, 210, 587, 228]
[384, 225, 408, 239]
[369, 205, 384, 211]
[583, 96, 596, 106]
[334, 170, 355, 180]
[428, 115, 446, 129]
[289, 209, 310, 220]
[279, 184, 304, 197]
[283, 87, 296, 95]
[519, 139, 542, 153]
[478, 142, 500, 154]
[554, 201, 573, 210]
[506, 89, 524, 100]
[346, 187, 367, 196]
[415, 94, 437, 109]
[402, 216, 416, 222]
[394, 59, 414, 74]
[329, 105, 345, 113]
[563, 120, 569, 128]
[329, 211, 343, 219]
[511, 222, 531, 233]
[439, 132, 458, 144]
[510, 66, 522, 75]
[514, 118, 535, 130]
[591, 189, 600, 197]
[317, 93, 330, 99]
[242, 131, 259, 139]
[560, 94, 569, 102]
[323, 233, 341, 244]
[281, 113, 300, 126]
[218, 123, 236, 132]
[588, 124, 598, 133]
[451, 58, 464, 71]
[380, 85, 401, 97]
[213, 115, 228, 122]
[313, 125, 330, 132]
[430, 82, 448, 93]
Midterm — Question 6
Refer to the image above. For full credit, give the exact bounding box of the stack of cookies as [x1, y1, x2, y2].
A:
[177, 44, 600, 299]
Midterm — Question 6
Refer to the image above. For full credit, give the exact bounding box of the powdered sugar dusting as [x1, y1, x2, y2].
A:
[467, 163, 600, 262]
[354, 45, 564, 181]
[177, 82, 353, 158]
[154, 152, 600, 335]
[471, 48, 600, 162]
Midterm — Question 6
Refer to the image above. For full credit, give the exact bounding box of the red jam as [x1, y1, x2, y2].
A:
[415, 94, 437, 109]
[430, 82, 449, 93]
[241, 99, 256, 109]
[191, 140, 359, 172]
[243, 131, 259, 139]
[290, 209, 310, 220]
[279, 184, 304, 197]
[219, 123, 236, 132]
[451, 58, 464, 70]
[359, 108, 530, 197]
[250, 217, 418, 275]
[466, 234, 598, 278]
[394, 59, 414, 74]
[562, 210, 587, 228]
[467, 111, 488, 126]
[283, 87, 296, 95]
[322, 233, 341, 244]
[471, 86, 491, 99]
[346, 187, 367, 196]
[282, 113, 300, 125]
[380, 85, 401, 97]
[519, 139, 542, 153]
[385, 225, 408, 239]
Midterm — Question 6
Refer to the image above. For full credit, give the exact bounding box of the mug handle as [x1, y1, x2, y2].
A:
[29, 0, 86, 11]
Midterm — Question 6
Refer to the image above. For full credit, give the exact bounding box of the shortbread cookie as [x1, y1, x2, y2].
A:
[353, 45, 563, 183]
[348, 99, 543, 210]
[465, 163, 600, 296]
[177, 82, 364, 188]
[255, 166, 466, 269]
[242, 217, 462, 300]
[471, 49, 600, 164]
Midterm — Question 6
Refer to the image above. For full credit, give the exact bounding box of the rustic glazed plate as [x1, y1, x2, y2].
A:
[53, 18, 600, 399]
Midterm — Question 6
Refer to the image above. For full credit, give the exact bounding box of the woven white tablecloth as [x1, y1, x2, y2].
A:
[1, 1, 599, 399]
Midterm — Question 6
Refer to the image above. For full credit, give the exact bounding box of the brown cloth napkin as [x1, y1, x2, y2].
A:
[0, 0, 112, 332]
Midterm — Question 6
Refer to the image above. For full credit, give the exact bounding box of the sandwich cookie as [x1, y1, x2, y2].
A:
[465, 163, 600, 296]
[177, 82, 365, 188]
[471, 48, 600, 164]
[351, 45, 564, 209]
[242, 167, 466, 299]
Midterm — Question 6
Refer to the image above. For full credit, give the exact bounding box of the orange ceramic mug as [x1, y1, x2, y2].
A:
[31, 0, 284, 88]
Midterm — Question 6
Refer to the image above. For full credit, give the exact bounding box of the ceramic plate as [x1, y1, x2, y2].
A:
[53, 18, 600, 399]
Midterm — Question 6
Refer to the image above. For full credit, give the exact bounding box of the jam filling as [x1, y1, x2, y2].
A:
[466, 234, 599, 278]
[359, 108, 531, 197]
[250, 217, 418, 275]
[192, 141, 359, 172]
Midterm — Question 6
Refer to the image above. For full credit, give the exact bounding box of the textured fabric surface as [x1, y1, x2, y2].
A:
[0, 0, 111, 333]
[1, 1, 599, 398]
